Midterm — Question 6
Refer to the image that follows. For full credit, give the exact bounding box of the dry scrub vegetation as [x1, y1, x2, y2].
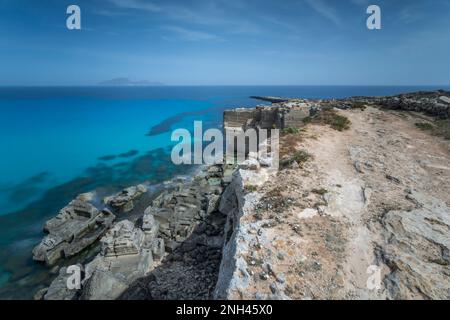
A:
[415, 119, 450, 139]
[279, 109, 352, 169]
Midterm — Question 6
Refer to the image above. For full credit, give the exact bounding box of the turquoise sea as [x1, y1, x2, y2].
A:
[0, 85, 448, 299]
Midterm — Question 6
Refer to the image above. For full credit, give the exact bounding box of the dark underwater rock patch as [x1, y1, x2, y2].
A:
[98, 149, 139, 162]
[0, 147, 193, 299]
[146, 107, 224, 137]
[98, 155, 117, 161]
[118, 150, 139, 158]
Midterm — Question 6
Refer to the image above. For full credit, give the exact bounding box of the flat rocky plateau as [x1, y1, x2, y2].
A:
[223, 106, 449, 300]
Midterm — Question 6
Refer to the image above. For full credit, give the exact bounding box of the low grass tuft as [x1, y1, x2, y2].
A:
[311, 188, 328, 195]
[292, 150, 312, 164]
[281, 127, 300, 135]
[245, 184, 258, 193]
[305, 110, 351, 132]
[415, 122, 434, 131]
[434, 119, 450, 139]
[302, 117, 313, 124]
[415, 120, 450, 140]
[351, 102, 367, 111]
[321, 110, 351, 131]
[280, 149, 312, 168]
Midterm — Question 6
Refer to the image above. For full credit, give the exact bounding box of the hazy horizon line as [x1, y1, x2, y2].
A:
[1, 84, 450, 88]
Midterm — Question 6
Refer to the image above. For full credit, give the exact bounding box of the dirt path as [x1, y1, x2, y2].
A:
[236, 106, 450, 300]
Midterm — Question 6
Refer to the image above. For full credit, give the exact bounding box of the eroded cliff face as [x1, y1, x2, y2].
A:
[214, 166, 279, 299]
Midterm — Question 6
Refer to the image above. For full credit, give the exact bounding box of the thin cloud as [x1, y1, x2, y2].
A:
[162, 26, 224, 42]
[398, 5, 424, 24]
[94, 9, 129, 17]
[107, 0, 161, 12]
[350, 0, 370, 6]
[260, 15, 300, 33]
[164, 3, 262, 35]
[304, 0, 341, 26]
[107, 0, 262, 36]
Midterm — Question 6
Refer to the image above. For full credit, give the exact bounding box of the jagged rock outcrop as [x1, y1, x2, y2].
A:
[42, 264, 84, 300]
[79, 219, 163, 300]
[103, 184, 147, 213]
[118, 165, 238, 300]
[42, 216, 164, 300]
[32, 195, 115, 265]
[379, 191, 450, 300]
[145, 165, 235, 253]
[42, 165, 237, 300]
[325, 90, 450, 119]
[375, 91, 450, 118]
[242, 91, 450, 124]
[120, 210, 228, 300]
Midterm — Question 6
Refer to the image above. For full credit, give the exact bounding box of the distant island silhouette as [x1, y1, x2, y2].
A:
[98, 77, 164, 86]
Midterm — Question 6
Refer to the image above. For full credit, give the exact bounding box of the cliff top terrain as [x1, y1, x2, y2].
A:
[223, 103, 449, 299]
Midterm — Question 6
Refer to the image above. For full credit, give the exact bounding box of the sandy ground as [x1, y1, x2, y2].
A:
[235, 106, 450, 300]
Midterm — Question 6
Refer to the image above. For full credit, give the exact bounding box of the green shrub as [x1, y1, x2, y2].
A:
[282, 127, 300, 135]
[416, 120, 450, 139]
[280, 150, 312, 168]
[352, 102, 367, 110]
[292, 150, 311, 164]
[327, 113, 351, 131]
[308, 110, 351, 131]
[245, 185, 258, 193]
[302, 117, 312, 124]
[434, 119, 450, 139]
[415, 122, 434, 131]
[311, 188, 328, 195]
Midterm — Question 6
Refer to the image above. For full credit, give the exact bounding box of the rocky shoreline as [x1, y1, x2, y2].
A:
[32, 90, 450, 300]
[33, 164, 238, 300]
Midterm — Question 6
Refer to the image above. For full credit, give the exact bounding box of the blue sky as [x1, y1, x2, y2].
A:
[1, 0, 449, 85]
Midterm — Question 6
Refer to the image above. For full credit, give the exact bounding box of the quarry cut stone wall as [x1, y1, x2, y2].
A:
[282, 108, 312, 128]
[224, 108, 258, 128]
[224, 103, 313, 130]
